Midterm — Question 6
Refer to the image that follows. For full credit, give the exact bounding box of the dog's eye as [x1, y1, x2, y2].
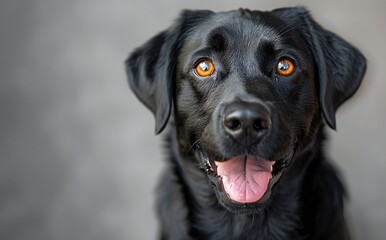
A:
[276, 59, 295, 76]
[195, 59, 215, 77]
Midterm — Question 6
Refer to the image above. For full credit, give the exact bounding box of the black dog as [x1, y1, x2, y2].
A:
[126, 7, 366, 240]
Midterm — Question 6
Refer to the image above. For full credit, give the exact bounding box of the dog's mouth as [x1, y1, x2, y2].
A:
[197, 145, 293, 211]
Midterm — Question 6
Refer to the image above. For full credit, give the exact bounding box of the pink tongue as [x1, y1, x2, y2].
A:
[216, 156, 273, 203]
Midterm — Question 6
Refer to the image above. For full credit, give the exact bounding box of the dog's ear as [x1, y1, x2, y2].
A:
[272, 7, 366, 129]
[126, 10, 213, 134]
[125, 25, 179, 134]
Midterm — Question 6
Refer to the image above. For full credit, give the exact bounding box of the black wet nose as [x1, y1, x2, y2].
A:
[223, 102, 271, 145]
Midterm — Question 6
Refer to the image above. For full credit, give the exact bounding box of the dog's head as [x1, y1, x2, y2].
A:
[126, 7, 366, 213]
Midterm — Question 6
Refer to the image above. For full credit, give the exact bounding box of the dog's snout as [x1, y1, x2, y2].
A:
[223, 102, 271, 145]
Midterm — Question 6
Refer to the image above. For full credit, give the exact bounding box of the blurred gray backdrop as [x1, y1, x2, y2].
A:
[1, 0, 385, 239]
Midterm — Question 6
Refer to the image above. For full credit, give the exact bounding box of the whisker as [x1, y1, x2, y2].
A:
[186, 137, 202, 156]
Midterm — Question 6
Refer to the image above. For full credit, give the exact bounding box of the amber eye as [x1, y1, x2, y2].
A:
[276, 59, 295, 76]
[195, 59, 215, 77]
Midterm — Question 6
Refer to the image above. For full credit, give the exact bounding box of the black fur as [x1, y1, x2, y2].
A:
[126, 7, 366, 240]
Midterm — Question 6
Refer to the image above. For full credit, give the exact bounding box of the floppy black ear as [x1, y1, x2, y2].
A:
[273, 7, 367, 129]
[126, 10, 214, 134]
[126, 25, 179, 134]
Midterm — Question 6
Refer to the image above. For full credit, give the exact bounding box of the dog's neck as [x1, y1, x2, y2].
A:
[159, 123, 343, 239]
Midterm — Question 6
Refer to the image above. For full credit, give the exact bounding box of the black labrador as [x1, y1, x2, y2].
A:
[126, 7, 366, 240]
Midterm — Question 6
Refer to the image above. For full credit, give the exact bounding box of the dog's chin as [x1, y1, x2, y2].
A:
[197, 145, 294, 214]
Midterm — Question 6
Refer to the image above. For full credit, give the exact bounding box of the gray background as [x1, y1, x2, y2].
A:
[1, 0, 385, 239]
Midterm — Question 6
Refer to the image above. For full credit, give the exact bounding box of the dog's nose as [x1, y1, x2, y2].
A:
[223, 102, 271, 145]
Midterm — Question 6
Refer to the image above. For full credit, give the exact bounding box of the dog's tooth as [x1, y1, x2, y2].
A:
[270, 161, 276, 172]
[214, 161, 220, 166]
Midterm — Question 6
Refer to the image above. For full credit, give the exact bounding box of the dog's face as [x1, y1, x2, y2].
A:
[174, 12, 318, 211]
[126, 8, 366, 213]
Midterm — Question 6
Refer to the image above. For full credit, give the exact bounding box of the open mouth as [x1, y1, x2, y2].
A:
[197, 145, 292, 208]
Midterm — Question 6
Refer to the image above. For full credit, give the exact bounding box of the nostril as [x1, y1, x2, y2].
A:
[224, 117, 242, 131]
[253, 119, 270, 131]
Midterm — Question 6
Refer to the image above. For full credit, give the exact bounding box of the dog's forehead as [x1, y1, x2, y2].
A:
[183, 10, 284, 49]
